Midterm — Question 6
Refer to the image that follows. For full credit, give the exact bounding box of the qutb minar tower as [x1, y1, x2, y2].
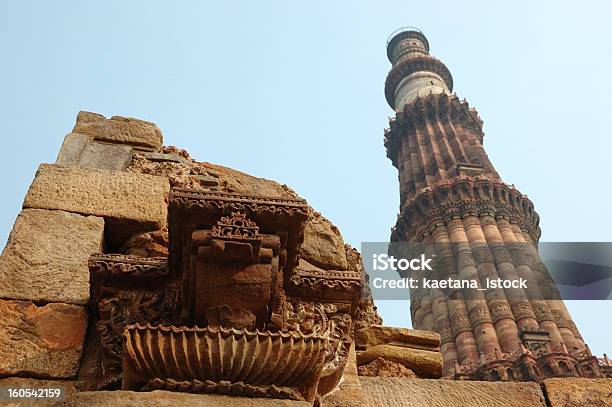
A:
[383, 27, 608, 381]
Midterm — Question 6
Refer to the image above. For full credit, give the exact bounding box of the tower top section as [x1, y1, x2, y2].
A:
[385, 27, 453, 110]
[386, 27, 430, 64]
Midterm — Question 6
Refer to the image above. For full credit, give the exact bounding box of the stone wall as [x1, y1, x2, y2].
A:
[0, 113, 169, 391]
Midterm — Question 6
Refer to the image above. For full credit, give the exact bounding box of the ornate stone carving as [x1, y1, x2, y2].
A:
[122, 324, 328, 401]
[94, 286, 180, 388]
[510, 300, 537, 321]
[532, 302, 554, 322]
[488, 301, 515, 323]
[211, 211, 260, 239]
[468, 304, 493, 329]
[435, 318, 453, 344]
[283, 301, 352, 377]
[450, 314, 472, 337]
[84, 188, 362, 401]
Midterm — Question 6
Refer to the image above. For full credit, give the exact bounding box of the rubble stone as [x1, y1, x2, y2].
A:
[357, 358, 417, 378]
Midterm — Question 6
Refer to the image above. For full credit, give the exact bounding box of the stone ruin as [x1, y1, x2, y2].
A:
[0, 111, 610, 406]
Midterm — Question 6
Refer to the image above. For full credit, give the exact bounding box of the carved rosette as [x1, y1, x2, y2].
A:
[283, 301, 352, 376]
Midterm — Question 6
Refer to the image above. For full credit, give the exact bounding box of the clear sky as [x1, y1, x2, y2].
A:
[1, 1, 611, 356]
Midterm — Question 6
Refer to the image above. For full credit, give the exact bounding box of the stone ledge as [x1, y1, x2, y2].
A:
[0, 300, 87, 379]
[355, 325, 440, 351]
[23, 164, 169, 245]
[359, 377, 547, 407]
[60, 391, 310, 406]
[0, 209, 104, 305]
[542, 378, 612, 407]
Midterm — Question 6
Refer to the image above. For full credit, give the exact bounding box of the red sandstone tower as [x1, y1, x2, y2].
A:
[384, 27, 607, 381]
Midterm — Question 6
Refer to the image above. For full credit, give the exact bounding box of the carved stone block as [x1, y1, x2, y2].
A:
[0, 209, 104, 304]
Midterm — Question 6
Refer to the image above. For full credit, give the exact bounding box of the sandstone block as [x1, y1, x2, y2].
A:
[56, 133, 133, 171]
[55, 133, 90, 166]
[357, 345, 442, 378]
[0, 209, 104, 304]
[0, 377, 77, 407]
[23, 164, 169, 245]
[542, 378, 612, 407]
[359, 377, 547, 407]
[64, 391, 310, 406]
[0, 300, 87, 379]
[301, 211, 348, 270]
[73, 111, 163, 151]
[355, 325, 440, 351]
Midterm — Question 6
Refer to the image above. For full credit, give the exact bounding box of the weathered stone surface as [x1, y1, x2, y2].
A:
[120, 229, 169, 257]
[346, 245, 383, 331]
[73, 111, 163, 151]
[0, 209, 104, 305]
[355, 325, 440, 351]
[0, 300, 87, 378]
[55, 133, 90, 165]
[360, 378, 547, 407]
[23, 164, 169, 245]
[56, 133, 133, 171]
[78, 140, 133, 170]
[542, 378, 612, 407]
[357, 345, 442, 379]
[63, 391, 309, 406]
[301, 210, 348, 271]
[357, 358, 417, 378]
[0, 377, 77, 407]
[322, 344, 365, 407]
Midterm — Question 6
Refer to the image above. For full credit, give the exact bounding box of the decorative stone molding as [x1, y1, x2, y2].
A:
[122, 324, 328, 402]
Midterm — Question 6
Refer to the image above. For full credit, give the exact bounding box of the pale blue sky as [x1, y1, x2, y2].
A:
[1, 1, 611, 356]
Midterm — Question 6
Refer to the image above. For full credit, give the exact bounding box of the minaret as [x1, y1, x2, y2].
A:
[383, 27, 604, 381]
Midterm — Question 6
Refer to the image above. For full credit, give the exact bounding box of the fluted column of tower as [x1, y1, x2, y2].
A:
[384, 27, 603, 381]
